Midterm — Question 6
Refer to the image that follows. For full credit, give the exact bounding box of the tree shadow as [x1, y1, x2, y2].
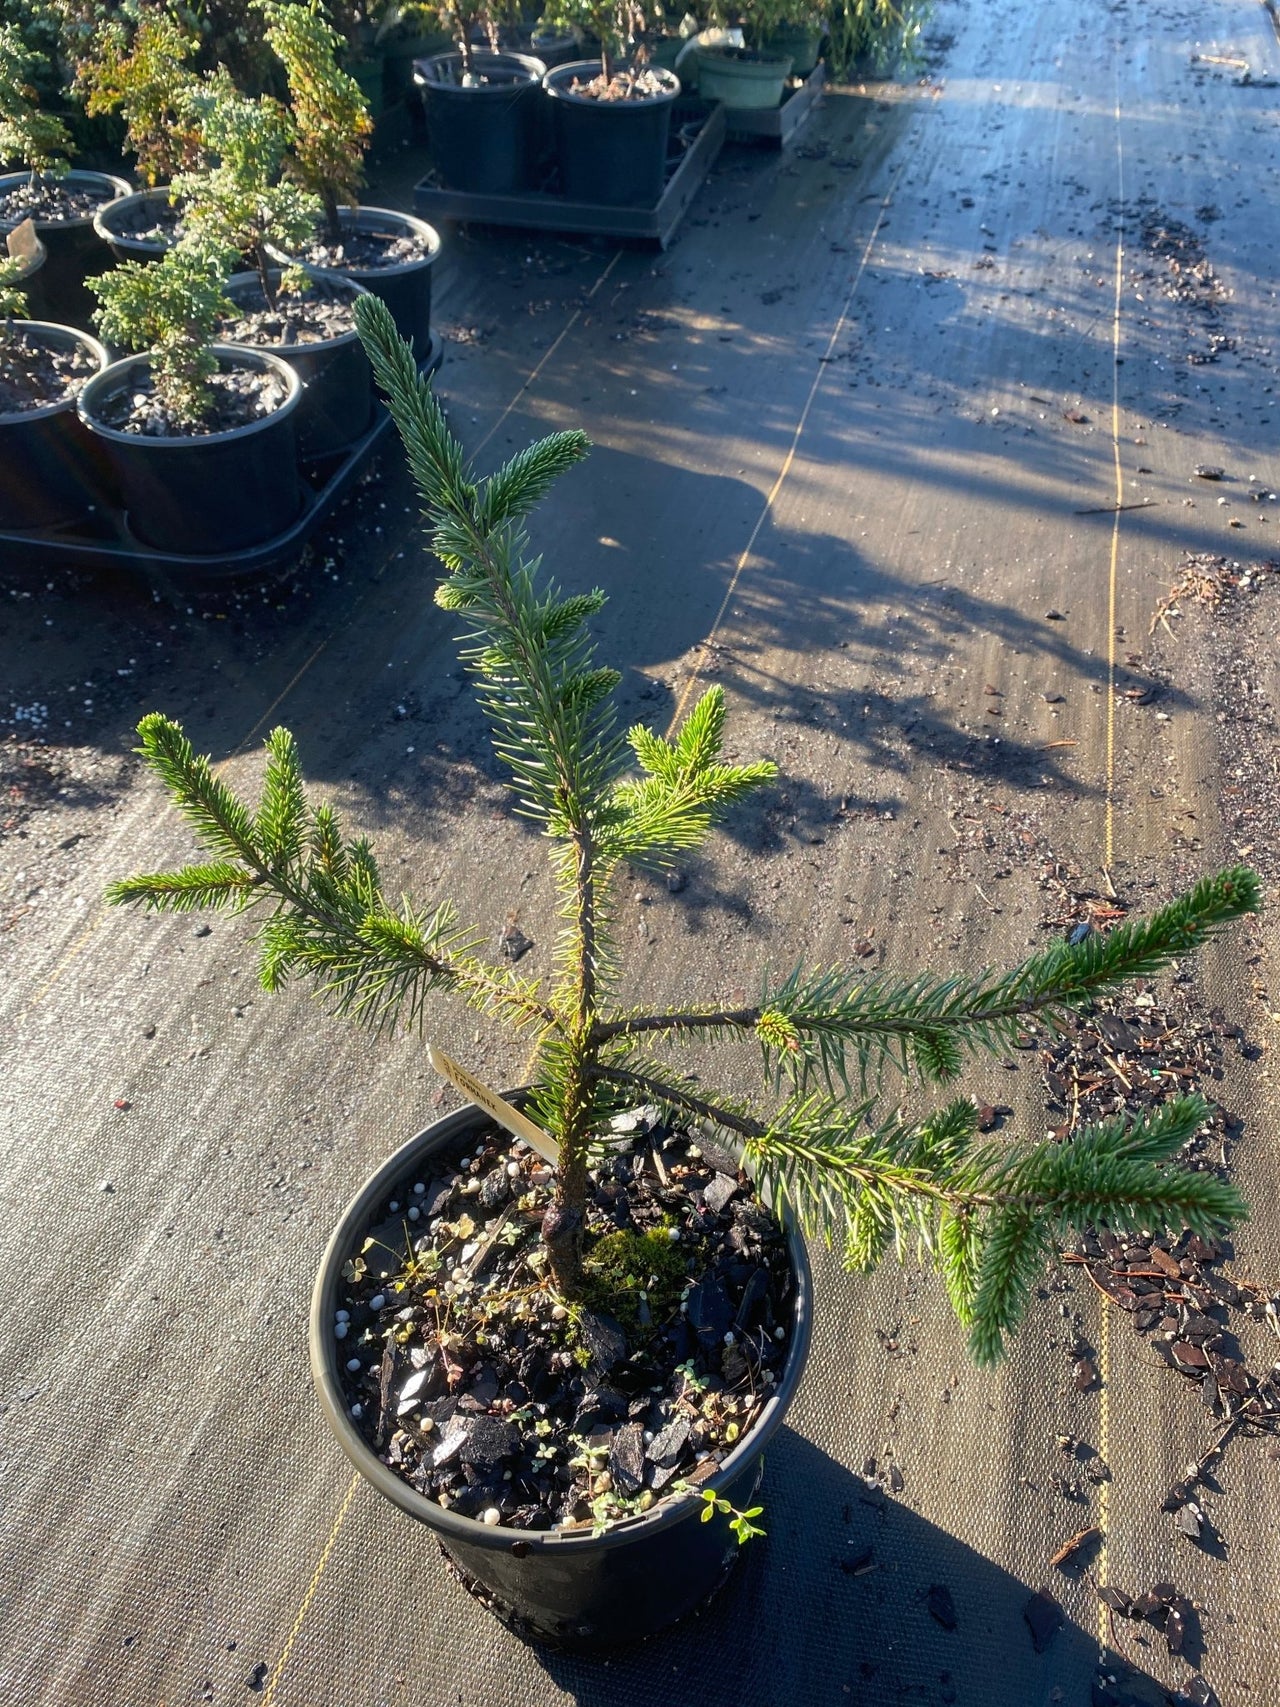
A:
[528, 1427, 1172, 1707]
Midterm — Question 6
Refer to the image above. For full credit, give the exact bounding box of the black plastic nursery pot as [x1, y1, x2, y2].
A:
[542, 63, 681, 209]
[0, 170, 131, 329]
[283, 207, 442, 360]
[416, 52, 548, 195]
[91, 186, 176, 263]
[310, 1102, 814, 1652]
[221, 269, 373, 461]
[0, 322, 112, 531]
[75, 345, 303, 555]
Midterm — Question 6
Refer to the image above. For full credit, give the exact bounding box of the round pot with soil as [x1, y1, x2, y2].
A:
[542, 62, 680, 208]
[693, 44, 793, 109]
[415, 51, 548, 195]
[0, 170, 131, 327]
[272, 207, 442, 360]
[76, 345, 302, 555]
[310, 1100, 813, 1650]
[219, 268, 373, 460]
[0, 319, 113, 531]
[92, 187, 183, 264]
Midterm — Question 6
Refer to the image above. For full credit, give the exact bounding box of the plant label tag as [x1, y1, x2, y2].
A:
[426, 1043, 558, 1165]
[6, 218, 43, 265]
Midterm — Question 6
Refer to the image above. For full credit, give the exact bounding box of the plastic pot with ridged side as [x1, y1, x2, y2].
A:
[219, 269, 373, 460]
[415, 51, 548, 194]
[542, 62, 680, 209]
[310, 1100, 813, 1652]
[271, 207, 442, 360]
[0, 321, 113, 531]
[75, 346, 303, 555]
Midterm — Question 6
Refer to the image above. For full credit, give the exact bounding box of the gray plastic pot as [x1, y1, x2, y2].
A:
[310, 1100, 813, 1651]
[220, 269, 373, 460]
[694, 45, 793, 108]
[91, 186, 178, 263]
[0, 321, 113, 531]
[273, 207, 441, 359]
[0, 170, 131, 328]
[76, 346, 302, 555]
[760, 22, 824, 76]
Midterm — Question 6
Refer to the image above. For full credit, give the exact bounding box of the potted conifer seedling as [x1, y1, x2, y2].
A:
[0, 241, 111, 531]
[539, 0, 681, 207]
[0, 21, 128, 324]
[174, 73, 374, 459]
[415, 0, 546, 196]
[260, 0, 442, 359]
[106, 291, 1260, 1649]
[79, 8, 205, 263]
[78, 238, 304, 555]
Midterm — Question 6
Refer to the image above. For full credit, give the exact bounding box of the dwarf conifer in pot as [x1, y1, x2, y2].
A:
[0, 22, 73, 186]
[108, 297, 1257, 1590]
[71, 8, 204, 189]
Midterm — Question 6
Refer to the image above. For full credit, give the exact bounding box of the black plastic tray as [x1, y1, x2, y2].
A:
[413, 98, 725, 248]
[0, 335, 443, 585]
[723, 61, 825, 145]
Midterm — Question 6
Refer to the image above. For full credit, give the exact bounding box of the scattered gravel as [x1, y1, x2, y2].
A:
[0, 328, 97, 415]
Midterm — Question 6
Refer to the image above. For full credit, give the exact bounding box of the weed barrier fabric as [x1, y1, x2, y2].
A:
[2, 0, 1280, 1700]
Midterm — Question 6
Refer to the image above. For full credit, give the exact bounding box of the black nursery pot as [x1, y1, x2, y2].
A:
[0, 322, 113, 530]
[416, 51, 547, 194]
[542, 63, 680, 209]
[221, 270, 374, 461]
[284, 206, 442, 360]
[0, 170, 130, 329]
[75, 346, 302, 555]
[310, 1103, 814, 1651]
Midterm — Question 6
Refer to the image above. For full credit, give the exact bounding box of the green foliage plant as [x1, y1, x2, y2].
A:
[72, 7, 204, 187]
[257, 0, 373, 242]
[0, 251, 27, 320]
[580, 1225, 688, 1328]
[172, 71, 319, 310]
[540, 0, 650, 82]
[108, 292, 1260, 1367]
[88, 239, 233, 427]
[0, 20, 72, 181]
[825, 0, 927, 80]
[417, 0, 513, 79]
[699, 1488, 765, 1544]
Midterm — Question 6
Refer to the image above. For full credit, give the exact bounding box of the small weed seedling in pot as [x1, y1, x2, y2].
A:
[109, 294, 1259, 1544]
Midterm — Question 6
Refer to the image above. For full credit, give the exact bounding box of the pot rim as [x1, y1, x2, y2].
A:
[415, 49, 547, 90]
[695, 44, 794, 70]
[0, 320, 109, 425]
[271, 206, 442, 280]
[0, 169, 133, 232]
[310, 1098, 814, 1555]
[91, 185, 178, 250]
[76, 344, 302, 446]
[219, 267, 370, 354]
[542, 60, 682, 104]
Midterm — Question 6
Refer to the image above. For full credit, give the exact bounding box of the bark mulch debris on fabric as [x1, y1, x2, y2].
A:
[334, 1109, 794, 1533]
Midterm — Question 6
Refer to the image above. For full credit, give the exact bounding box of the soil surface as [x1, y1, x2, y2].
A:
[105, 196, 182, 246]
[335, 1113, 793, 1530]
[92, 361, 290, 437]
[219, 276, 358, 348]
[296, 224, 433, 272]
[0, 327, 96, 415]
[0, 176, 117, 224]
[561, 66, 675, 100]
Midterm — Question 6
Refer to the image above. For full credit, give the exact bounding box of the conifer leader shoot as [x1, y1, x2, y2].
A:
[109, 293, 1261, 1364]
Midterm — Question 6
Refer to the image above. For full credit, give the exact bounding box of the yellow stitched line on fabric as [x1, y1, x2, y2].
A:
[1096, 68, 1128, 1657]
[260, 1471, 362, 1707]
[667, 152, 909, 736]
